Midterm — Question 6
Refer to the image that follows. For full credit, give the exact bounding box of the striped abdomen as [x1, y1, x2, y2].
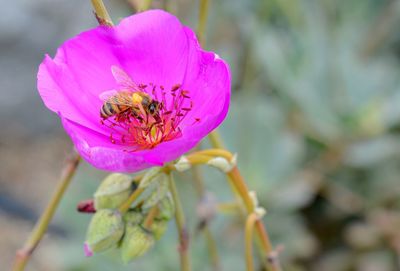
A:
[100, 101, 131, 119]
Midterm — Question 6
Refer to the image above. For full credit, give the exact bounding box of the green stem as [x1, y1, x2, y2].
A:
[208, 131, 224, 149]
[90, 0, 113, 26]
[227, 167, 282, 271]
[191, 165, 220, 270]
[204, 228, 220, 271]
[12, 153, 81, 271]
[142, 205, 159, 229]
[140, 0, 153, 11]
[168, 173, 192, 271]
[245, 213, 258, 271]
[119, 187, 145, 213]
[191, 165, 205, 195]
[197, 0, 210, 46]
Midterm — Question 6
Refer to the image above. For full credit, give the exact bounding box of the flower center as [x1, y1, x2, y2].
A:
[100, 82, 195, 151]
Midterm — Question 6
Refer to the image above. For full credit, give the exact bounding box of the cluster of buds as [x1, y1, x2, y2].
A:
[82, 172, 175, 263]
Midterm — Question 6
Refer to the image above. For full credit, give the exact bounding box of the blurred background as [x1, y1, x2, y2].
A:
[2, 0, 400, 270]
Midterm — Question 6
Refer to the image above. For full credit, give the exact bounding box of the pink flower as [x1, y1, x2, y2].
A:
[37, 10, 230, 172]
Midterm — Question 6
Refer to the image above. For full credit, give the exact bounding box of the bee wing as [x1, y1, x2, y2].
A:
[99, 90, 135, 107]
[99, 90, 119, 101]
[111, 66, 140, 90]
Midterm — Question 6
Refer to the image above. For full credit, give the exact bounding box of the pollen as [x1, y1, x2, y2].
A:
[101, 83, 196, 151]
[131, 93, 143, 104]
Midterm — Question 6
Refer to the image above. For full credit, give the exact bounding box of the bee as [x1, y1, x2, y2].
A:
[100, 66, 161, 122]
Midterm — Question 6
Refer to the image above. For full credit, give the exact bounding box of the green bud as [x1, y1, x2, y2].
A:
[157, 193, 175, 220]
[120, 225, 155, 263]
[151, 219, 169, 240]
[123, 210, 144, 225]
[139, 167, 163, 189]
[142, 173, 169, 210]
[85, 209, 124, 253]
[94, 173, 134, 210]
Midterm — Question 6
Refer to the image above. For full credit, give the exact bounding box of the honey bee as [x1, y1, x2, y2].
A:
[100, 66, 161, 122]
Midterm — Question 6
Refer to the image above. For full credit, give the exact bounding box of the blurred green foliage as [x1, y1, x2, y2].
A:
[53, 0, 400, 270]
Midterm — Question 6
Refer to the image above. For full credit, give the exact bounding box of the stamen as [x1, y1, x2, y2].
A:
[100, 78, 193, 151]
[171, 84, 181, 92]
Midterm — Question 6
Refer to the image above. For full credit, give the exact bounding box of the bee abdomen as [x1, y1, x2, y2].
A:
[100, 102, 129, 118]
[100, 102, 116, 118]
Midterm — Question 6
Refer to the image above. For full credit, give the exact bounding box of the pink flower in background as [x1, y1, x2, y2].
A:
[37, 10, 230, 172]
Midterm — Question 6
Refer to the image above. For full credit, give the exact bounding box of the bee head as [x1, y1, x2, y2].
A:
[148, 101, 160, 115]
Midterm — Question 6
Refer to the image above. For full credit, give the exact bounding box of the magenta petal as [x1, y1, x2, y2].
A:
[38, 10, 231, 173]
[62, 117, 156, 172]
[38, 54, 107, 133]
[179, 27, 231, 134]
[113, 10, 191, 88]
[84, 243, 93, 257]
[62, 116, 196, 172]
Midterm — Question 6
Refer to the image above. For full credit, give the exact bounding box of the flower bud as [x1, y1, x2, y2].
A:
[174, 156, 191, 172]
[85, 209, 124, 254]
[77, 199, 96, 213]
[157, 193, 175, 220]
[207, 153, 237, 173]
[123, 210, 144, 225]
[151, 219, 169, 240]
[120, 225, 155, 263]
[255, 207, 267, 218]
[139, 167, 163, 189]
[142, 173, 169, 210]
[94, 173, 134, 210]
